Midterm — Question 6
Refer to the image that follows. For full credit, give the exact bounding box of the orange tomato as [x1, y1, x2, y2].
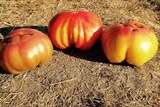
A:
[101, 21, 158, 67]
[48, 11, 102, 50]
[0, 28, 53, 74]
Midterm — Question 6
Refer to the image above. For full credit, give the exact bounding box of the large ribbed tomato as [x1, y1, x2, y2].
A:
[48, 11, 102, 50]
[101, 21, 158, 67]
[0, 28, 53, 74]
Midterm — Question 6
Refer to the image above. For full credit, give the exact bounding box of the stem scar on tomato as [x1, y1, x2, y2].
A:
[130, 27, 136, 32]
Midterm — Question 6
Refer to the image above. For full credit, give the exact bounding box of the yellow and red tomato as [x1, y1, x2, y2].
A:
[48, 11, 102, 50]
[101, 21, 158, 67]
[0, 28, 53, 74]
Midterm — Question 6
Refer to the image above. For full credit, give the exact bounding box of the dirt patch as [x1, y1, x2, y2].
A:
[0, 0, 160, 106]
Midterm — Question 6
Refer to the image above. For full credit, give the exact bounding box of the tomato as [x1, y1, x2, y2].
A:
[101, 21, 158, 67]
[48, 11, 102, 50]
[0, 28, 53, 74]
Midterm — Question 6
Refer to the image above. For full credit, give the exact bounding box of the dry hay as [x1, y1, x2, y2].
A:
[0, 0, 160, 106]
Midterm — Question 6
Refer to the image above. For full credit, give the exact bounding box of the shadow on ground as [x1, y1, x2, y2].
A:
[0, 26, 48, 36]
[0, 68, 8, 74]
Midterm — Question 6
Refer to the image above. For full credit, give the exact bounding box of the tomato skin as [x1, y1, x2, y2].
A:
[0, 28, 53, 74]
[48, 11, 102, 50]
[101, 21, 158, 67]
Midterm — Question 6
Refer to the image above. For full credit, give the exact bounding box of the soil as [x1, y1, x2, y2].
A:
[0, 0, 160, 107]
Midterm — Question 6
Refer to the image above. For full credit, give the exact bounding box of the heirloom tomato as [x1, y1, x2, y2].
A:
[101, 21, 158, 67]
[0, 28, 53, 74]
[48, 11, 102, 50]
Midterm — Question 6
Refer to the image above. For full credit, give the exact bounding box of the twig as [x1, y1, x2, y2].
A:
[0, 33, 4, 40]
[56, 0, 63, 9]
[0, 20, 17, 32]
[50, 78, 77, 86]
[0, 20, 13, 27]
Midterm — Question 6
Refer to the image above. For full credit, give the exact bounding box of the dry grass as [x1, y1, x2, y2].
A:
[0, 0, 160, 107]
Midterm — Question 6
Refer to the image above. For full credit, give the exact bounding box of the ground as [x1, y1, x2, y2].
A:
[0, 0, 160, 107]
